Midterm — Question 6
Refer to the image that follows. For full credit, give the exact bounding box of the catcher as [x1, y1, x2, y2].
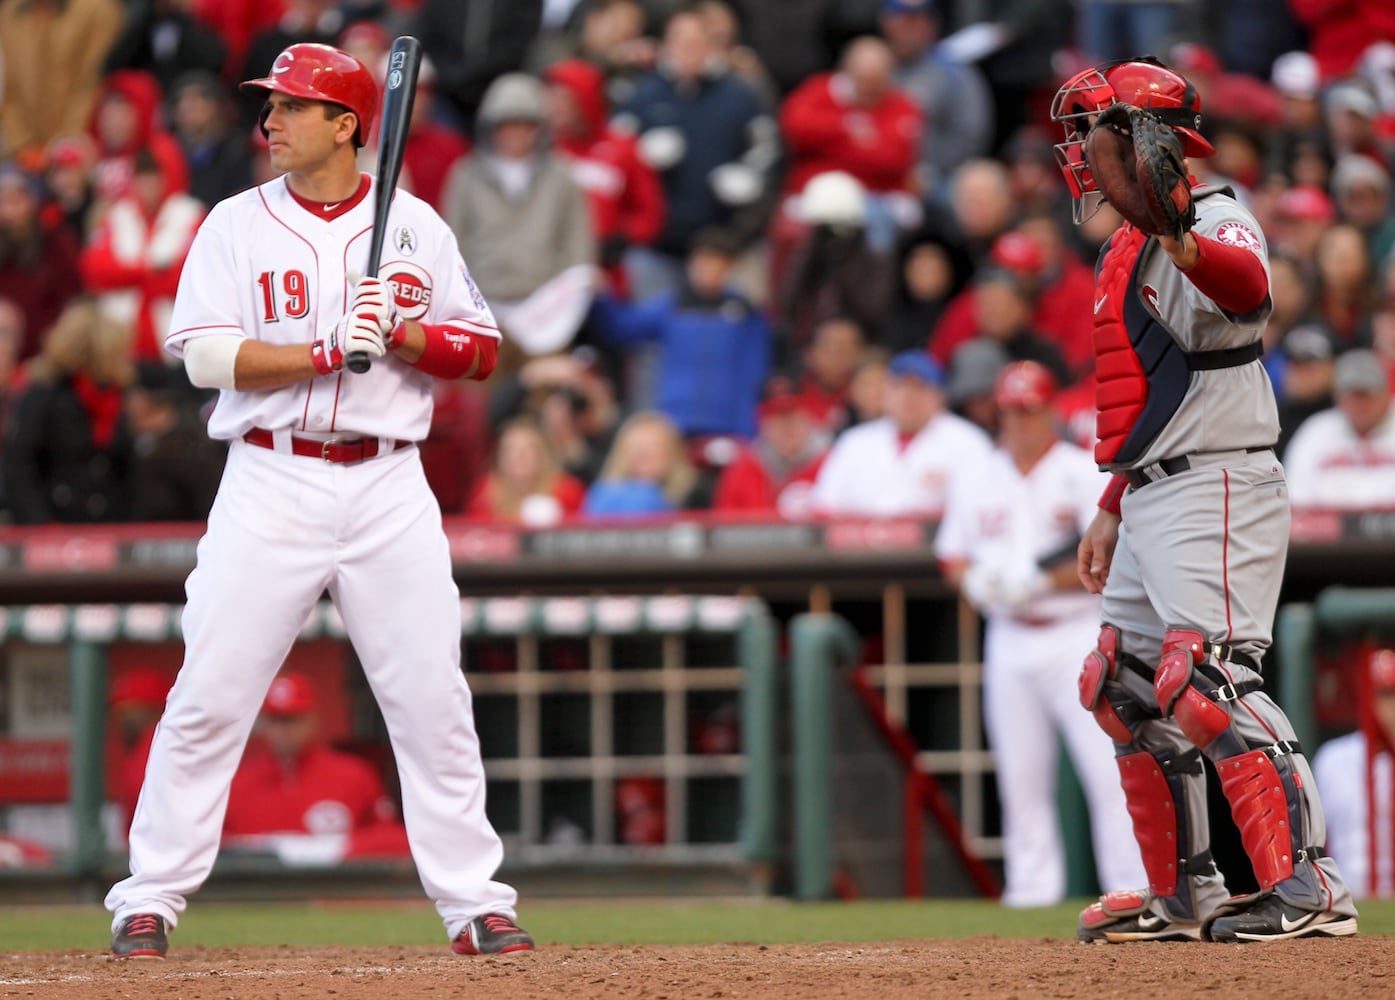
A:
[1050, 57, 1359, 943]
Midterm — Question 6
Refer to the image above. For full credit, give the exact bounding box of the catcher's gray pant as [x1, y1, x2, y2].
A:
[1094, 451, 1355, 922]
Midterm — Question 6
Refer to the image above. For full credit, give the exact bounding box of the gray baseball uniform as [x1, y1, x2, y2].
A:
[1083, 190, 1356, 927]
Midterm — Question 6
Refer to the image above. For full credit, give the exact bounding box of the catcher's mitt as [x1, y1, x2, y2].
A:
[1084, 103, 1196, 239]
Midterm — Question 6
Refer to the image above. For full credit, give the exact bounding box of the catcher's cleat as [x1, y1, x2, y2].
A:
[1204, 890, 1358, 943]
[450, 913, 535, 955]
[1077, 890, 1203, 943]
[111, 913, 168, 959]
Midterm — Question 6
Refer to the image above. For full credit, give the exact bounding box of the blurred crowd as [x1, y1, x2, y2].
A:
[0, 0, 1392, 527]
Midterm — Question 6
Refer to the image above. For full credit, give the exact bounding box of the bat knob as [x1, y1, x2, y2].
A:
[346, 351, 372, 374]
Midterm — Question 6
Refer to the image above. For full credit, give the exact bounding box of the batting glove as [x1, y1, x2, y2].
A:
[351, 276, 405, 348]
[310, 313, 386, 375]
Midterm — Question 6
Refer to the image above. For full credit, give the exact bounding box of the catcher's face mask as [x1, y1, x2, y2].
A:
[1052, 58, 1216, 225]
[1050, 67, 1113, 224]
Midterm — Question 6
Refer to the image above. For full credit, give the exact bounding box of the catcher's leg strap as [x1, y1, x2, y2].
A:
[1117, 747, 1213, 898]
[1153, 628, 1263, 751]
[1079, 624, 1158, 741]
[1215, 742, 1321, 891]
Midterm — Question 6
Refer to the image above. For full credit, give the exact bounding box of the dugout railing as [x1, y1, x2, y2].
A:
[0, 596, 780, 898]
[0, 513, 1387, 899]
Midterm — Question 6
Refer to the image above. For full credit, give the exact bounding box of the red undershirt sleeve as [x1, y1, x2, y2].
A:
[1177, 232, 1269, 314]
[1099, 474, 1127, 515]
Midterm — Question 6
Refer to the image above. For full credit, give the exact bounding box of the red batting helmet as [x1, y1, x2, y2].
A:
[1050, 56, 1214, 223]
[241, 43, 378, 146]
[993, 360, 1057, 410]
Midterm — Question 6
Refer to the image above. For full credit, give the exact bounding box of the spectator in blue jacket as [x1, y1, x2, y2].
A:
[612, 9, 776, 298]
[591, 226, 772, 441]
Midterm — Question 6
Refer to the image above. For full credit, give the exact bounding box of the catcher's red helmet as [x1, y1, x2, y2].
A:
[1050, 56, 1213, 222]
[241, 43, 378, 146]
[993, 360, 1057, 410]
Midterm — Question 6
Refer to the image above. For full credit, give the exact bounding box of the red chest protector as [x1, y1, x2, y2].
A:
[1092, 226, 1151, 465]
[1091, 224, 1263, 467]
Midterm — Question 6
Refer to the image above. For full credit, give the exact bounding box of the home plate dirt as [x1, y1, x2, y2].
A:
[3, 937, 1393, 999]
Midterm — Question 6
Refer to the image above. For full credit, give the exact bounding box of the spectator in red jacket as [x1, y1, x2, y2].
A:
[0, 164, 83, 363]
[467, 415, 587, 525]
[89, 70, 184, 217]
[1290, 0, 1395, 83]
[713, 375, 830, 517]
[778, 35, 922, 251]
[224, 673, 411, 860]
[107, 667, 174, 834]
[929, 224, 1092, 380]
[545, 57, 665, 296]
[79, 142, 206, 362]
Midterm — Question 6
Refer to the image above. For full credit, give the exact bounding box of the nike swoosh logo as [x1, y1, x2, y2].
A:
[1136, 913, 1166, 931]
[1280, 912, 1313, 933]
[324, 202, 341, 211]
[1094, 295, 1108, 314]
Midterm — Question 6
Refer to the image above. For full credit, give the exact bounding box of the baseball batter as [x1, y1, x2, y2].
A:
[105, 44, 533, 959]
[936, 361, 1145, 907]
[1052, 58, 1358, 943]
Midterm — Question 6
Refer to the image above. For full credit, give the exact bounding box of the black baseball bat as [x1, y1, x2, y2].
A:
[347, 35, 422, 374]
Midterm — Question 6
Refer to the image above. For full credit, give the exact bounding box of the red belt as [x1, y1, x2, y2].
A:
[243, 427, 394, 464]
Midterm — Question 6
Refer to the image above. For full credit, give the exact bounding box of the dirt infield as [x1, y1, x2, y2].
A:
[3, 937, 1394, 1000]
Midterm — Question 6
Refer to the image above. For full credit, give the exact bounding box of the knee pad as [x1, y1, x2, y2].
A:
[1079, 625, 1132, 742]
[1154, 628, 1233, 749]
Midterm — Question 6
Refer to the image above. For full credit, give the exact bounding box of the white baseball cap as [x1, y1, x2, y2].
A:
[1271, 51, 1319, 99]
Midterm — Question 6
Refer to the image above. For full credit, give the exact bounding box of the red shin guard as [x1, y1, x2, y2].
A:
[1118, 750, 1182, 896]
[1217, 750, 1296, 889]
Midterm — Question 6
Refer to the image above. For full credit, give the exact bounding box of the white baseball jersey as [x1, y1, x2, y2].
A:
[811, 412, 992, 518]
[935, 440, 1105, 623]
[107, 172, 520, 943]
[1312, 732, 1393, 898]
[1283, 406, 1395, 510]
[165, 174, 500, 442]
[935, 438, 1144, 905]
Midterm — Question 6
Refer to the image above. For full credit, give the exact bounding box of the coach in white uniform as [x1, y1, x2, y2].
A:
[936, 361, 1144, 906]
[105, 44, 533, 960]
[1312, 648, 1395, 899]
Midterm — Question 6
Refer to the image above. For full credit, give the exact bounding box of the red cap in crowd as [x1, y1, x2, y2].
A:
[1277, 185, 1336, 223]
[758, 376, 813, 421]
[263, 672, 317, 716]
[993, 360, 1057, 409]
[1371, 649, 1395, 691]
[988, 232, 1046, 276]
[109, 669, 172, 710]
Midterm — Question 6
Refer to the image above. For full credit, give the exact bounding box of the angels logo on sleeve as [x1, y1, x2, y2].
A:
[1215, 221, 1262, 254]
[383, 260, 433, 320]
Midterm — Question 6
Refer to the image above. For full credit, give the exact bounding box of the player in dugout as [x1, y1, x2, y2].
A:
[222, 672, 413, 861]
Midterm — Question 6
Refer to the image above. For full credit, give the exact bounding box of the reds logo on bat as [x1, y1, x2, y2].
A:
[383, 260, 432, 320]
